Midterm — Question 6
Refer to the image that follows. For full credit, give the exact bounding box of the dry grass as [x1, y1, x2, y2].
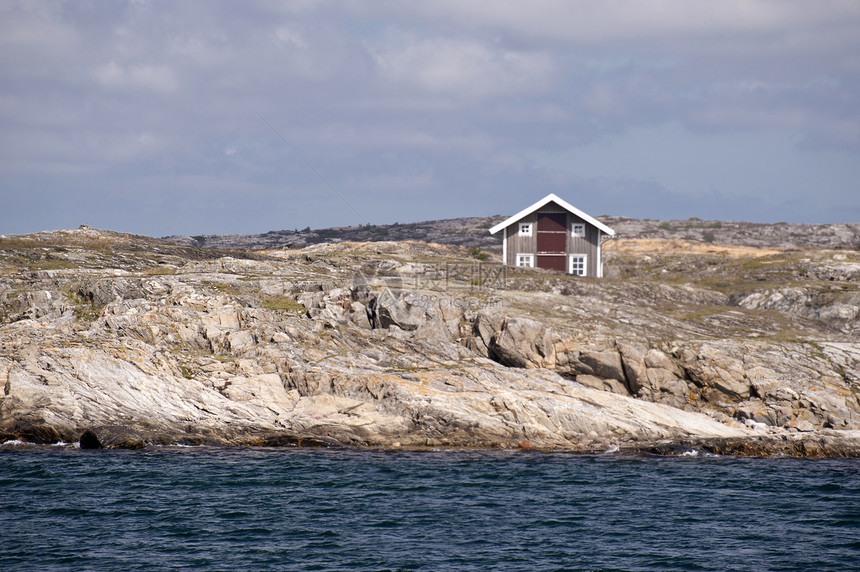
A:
[605, 238, 785, 258]
[261, 296, 308, 314]
[261, 240, 469, 259]
[142, 266, 178, 275]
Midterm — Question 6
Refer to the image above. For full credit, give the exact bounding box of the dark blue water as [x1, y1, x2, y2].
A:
[1, 447, 858, 571]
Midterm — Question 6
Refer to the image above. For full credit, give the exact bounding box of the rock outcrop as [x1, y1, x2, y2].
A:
[164, 215, 860, 253]
[1, 227, 859, 455]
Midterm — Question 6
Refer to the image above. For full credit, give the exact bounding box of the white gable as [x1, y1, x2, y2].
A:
[488, 193, 615, 236]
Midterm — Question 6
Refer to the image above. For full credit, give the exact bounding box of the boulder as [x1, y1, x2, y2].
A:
[680, 345, 751, 399]
[488, 317, 556, 368]
[79, 425, 147, 449]
[644, 349, 683, 376]
[368, 289, 430, 332]
[467, 312, 502, 358]
[646, 368, 688, 397]
[2, 421, 63, 444]
[575, 374, 629, 395]
[618, 341, 648, 394]
[577, 349, 625, 383]
[349, 302, 372, 329]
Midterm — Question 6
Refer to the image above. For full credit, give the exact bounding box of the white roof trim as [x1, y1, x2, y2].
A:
[489, 193, 615, 236]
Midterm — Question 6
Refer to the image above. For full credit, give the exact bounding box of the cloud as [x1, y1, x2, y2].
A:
[369, 33, 553, 97]
[345, 169, 435, 195]
[94, 61, 178, 93]
[369, 1, 860, 149]
[170, 32, 235, 68]
[398, 0, 860, 46]
[2, 0, 860, 236]
[273, 26, 308, 50]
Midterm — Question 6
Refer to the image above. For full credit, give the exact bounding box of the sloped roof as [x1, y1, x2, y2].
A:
[489, 193, 615, 236]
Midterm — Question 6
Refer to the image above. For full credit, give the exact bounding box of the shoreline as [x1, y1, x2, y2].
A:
[4, 428, 860, 458]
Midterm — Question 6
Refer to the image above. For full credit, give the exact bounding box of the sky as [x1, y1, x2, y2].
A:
[2, 0, 859, 237]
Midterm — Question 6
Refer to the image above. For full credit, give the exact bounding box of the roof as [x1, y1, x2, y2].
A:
[488, 193, 616, 236]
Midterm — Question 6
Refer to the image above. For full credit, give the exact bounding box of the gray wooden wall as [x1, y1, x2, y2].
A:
[503, 203, 601, 276]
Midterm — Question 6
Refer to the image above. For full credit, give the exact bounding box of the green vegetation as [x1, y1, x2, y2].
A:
[262, 296, 308, 315]
[658, 222, 671, 230]
[66, 289, 105, 321]
[470, 246, 489, 261]
[207, 281, 246, 296]
[31, 258, 78, 270]
[703, 233, 716, 243]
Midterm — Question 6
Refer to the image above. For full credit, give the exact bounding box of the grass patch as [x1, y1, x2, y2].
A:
[0, 236, 114, 253]
[66, 290, 105, 321]
[658, 222, 671, 230]
[757, 331, 820, 346]
[262, 296, 308, 315]
[142, 266, 177, 275]
[667, 305, 728, 321]
[470, 246, 489, 261]
[207, 281, 246, 296]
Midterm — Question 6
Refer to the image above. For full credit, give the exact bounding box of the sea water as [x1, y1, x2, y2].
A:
[1, 447, 858, 571]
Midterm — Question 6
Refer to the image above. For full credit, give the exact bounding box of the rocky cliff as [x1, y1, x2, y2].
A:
[2, 224, 859, 455]
[165, 216, 860, 252]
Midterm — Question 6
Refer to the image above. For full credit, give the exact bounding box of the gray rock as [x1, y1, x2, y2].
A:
[488, 317, 556, 368]
[680, 345, 750, 399]
[80, 425, 147, 449]
[618, 341, 648, 394]
[369, 289, 430, 331]
[577, 349, 626, 383]
[3, 225, 860, 455]
[576, 374, 629, 395]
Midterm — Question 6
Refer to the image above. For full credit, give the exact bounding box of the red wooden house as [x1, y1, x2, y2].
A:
[489, 194, 615, 276]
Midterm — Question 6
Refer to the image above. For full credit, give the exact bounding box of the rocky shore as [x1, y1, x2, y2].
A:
[2, 222, 859, 455]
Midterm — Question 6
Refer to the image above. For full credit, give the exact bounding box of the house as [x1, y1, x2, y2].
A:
[489, 193, 615, 277]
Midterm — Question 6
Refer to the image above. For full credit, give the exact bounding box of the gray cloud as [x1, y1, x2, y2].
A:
[1, 0, 858, 237]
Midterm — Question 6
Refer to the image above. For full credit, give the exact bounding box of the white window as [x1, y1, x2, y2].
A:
[571, 223, 585, 238]
[518, 222, 532, 237]
[516, 254, 534, 268]
[569, 254, 587, 276]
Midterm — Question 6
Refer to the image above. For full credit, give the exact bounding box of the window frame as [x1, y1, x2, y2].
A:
[516, 253, 534, 268]
[571, 223, 585, 238]
[518, 222, 533, 237]
[569, 254, 587, 276]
